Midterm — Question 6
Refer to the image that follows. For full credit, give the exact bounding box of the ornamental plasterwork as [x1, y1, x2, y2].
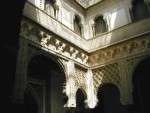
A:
[127, 55, 150, 93]
[75, 65, 87, 91]
[86, 0, 121, 14]
[66, 61, 76, 107]
[89, 34, 150, 66]
[59, 59, 68, 94]
[118, 60, 133, 105]
[92, 63, 120, 95]
[20, 20, 89, 66]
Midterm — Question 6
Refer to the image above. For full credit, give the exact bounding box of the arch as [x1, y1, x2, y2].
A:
[74, 14, 82, 35]
[27, 53, 66, 113]
[27, 52, 66, 75]
[44, 0, 55, 17]
[131, 57, 150, 112]
[97, 83, 121, 103]
[75, 88, 87, 113]
[94, 15, 107, 36]
[132, 0, 150, 21]
[94, 83, 127, 113]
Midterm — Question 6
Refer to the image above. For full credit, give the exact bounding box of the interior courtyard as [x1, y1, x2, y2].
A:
[1, 0, 150, 113]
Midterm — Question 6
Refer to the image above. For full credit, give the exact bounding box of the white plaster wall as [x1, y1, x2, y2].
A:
[107, 7, 128, 30]
[84, 0, 131, 39]
[58, 0, 85, 36]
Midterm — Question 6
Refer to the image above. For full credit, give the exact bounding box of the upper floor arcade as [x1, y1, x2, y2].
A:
[21, 0, 150, 66]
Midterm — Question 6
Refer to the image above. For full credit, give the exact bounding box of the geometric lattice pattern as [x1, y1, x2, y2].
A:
[92, 63, 120, 90]
[75, 65, 87, 91]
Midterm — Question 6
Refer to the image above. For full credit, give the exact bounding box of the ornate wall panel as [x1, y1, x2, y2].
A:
[92, 63, 121, 99]
[89, 34, 150, 66]
[118, 59, 133, 105]
[20, 19, 89, 66]
[75, 65, 87, 92]
[126, 55, 150, 104]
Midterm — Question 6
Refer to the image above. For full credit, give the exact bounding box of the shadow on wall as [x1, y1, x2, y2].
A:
[131, 57, 150, 113]
[89, 83, 128, 113]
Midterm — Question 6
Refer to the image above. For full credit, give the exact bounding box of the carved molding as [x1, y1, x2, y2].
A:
[92, 63, 120, 99]
[20, 20, 89, 66]
[75, 65, 87, 91]
[86, 0, 121, 15]
[89, 35, 150, 66]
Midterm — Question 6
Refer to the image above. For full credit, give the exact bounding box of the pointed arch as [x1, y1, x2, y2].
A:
[94, 15, 107, 36]
[27, 53, 66, 113]
[74, 14, 82, 35]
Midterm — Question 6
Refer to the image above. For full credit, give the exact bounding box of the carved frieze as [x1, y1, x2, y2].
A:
[20, 20, 89, 66]
[89, 35, 150, 66]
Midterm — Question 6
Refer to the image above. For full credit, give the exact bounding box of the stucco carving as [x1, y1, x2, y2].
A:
[65, 60, 76, 107]
[75, 65, 87, 91]
[92, 63, 120, 98]
[20, 20, 89, 66]
[89, 34, 150, 66]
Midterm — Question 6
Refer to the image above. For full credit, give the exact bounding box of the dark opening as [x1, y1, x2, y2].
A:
[28, 54, 66, 113]
[92, 83, 127, 113]
[132, 0, 150, 21]
[132, 58, 150, 113]
[23, 91, 38, 113]
[74, 15, 82, 35]
[95, 16, 107, 36]
[75, 89, 85, 113]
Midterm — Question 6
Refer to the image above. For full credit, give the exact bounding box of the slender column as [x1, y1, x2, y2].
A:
[66, 60, 76, 107]
[119, 59, 133, 105]
[86, 69, 97, 108]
